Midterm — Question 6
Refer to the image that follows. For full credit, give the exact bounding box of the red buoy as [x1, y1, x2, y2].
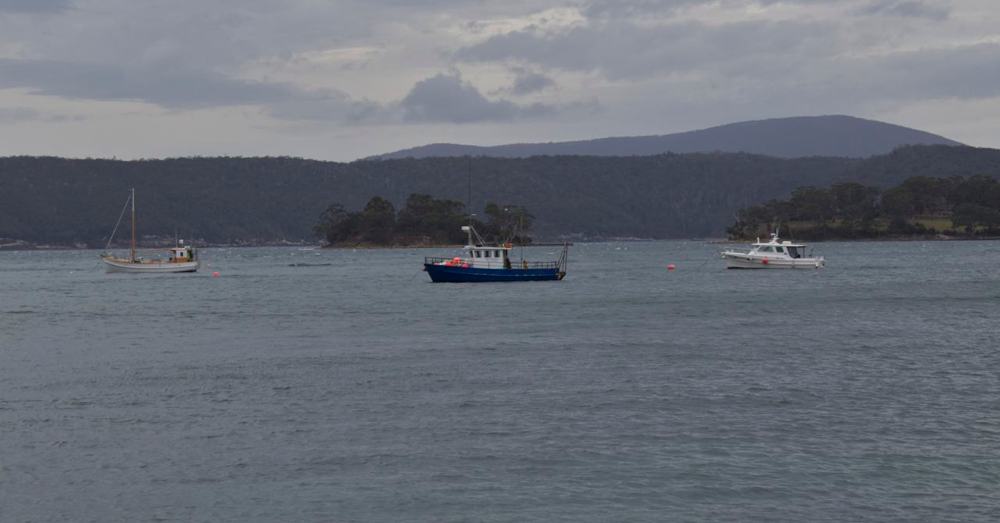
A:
[667, 264, 676, 271]
[212, 271, 221, 277]
[761, 258, 769, 265]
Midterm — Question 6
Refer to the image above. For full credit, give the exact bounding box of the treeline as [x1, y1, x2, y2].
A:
[0, 145, 998, 246]
[314, 193, 533, 246]
[728, 175, 1000, 240]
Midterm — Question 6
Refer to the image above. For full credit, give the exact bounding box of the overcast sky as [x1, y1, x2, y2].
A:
[0, 0, 996, 161]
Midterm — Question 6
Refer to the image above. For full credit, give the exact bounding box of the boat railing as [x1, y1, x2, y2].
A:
[424, 256, 560, 269]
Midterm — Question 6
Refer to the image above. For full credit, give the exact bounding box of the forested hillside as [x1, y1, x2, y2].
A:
[0, 145, 997, 246]
[728, 175, 1000, 240]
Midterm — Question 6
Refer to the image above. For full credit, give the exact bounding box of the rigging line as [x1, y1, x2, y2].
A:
[104, 192, 132, 251]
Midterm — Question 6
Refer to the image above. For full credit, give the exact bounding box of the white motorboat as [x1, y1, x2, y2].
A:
[99, 188, 200, 273]
[721, 232, 824, 269]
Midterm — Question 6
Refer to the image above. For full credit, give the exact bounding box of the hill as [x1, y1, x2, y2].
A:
[374, 115, 962, 159]
[0, 145, 997, 247]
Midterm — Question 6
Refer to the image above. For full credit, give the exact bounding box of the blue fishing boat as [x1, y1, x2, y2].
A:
[424, 225, 568, 283]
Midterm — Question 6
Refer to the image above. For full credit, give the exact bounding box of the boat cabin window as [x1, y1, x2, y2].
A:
[472, 249, 506, 259]
[775, 246, 785, 253]
[759, 246, 774, 253]
[787, 246, 802, 258]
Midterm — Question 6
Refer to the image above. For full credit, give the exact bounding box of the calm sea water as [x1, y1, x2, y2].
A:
[1, 241, 998, 522]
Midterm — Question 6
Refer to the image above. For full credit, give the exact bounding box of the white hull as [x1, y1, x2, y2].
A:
[102, 257, 199, 273]
[722, 252, 824, 269]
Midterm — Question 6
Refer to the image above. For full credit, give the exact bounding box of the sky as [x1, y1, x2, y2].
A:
[0, 0, 997, 161]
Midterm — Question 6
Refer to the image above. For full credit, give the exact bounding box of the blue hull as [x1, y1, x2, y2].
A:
[424, 264, 564, 283]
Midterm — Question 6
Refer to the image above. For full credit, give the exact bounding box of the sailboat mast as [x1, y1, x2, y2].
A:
[130, 188, 136, 262]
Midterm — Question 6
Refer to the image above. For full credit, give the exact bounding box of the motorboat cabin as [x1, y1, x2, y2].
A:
[721, 232, 825, 269]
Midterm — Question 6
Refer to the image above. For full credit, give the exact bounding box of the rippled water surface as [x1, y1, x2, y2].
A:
[2, 241, 999, 522]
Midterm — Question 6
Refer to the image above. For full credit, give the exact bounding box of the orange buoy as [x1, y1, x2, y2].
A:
[667, 264, 676, 271]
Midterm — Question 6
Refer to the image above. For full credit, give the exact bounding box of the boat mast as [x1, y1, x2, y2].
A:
[467, 156, 472, 227]
[466, 157, 474, 247]
[130, 187, 136, 262]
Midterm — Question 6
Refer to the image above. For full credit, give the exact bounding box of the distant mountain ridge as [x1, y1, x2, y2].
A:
[374, 115, 963, 159]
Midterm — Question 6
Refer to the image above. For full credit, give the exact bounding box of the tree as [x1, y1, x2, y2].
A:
[952, 202, 1000, 233]
[358, 196, 396, 244]
[880, 186, 915, 218]
[788, 187, 834, 223]
[898, 176, 952, 215]
[396, 193, 467, 243]
[830, 183, 879, 225]
[314, 203, 356, 245]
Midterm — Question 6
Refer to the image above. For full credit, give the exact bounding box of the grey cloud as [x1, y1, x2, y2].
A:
[584, 0, 691, 18]
[0, 57, 383, 123]
[508, 69, 556, 95]
[840, 43, 1000, 101]
[584, 0, 847, 18]
[267, 92, 385, 123]
[401, 73, 555, 123]
[677, 42, 1000, 117]
[0, 58, 293, 108]
[0, 107, 37, 122]
[0, 0, 70, 12]
[0, 107, 82, 123]
[0, 57, 558, 125]
[858, 0, 949, 19]
[455, 19, 837, 80]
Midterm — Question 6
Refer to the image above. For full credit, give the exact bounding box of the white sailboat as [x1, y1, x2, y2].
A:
[100, 188, 199, 273]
